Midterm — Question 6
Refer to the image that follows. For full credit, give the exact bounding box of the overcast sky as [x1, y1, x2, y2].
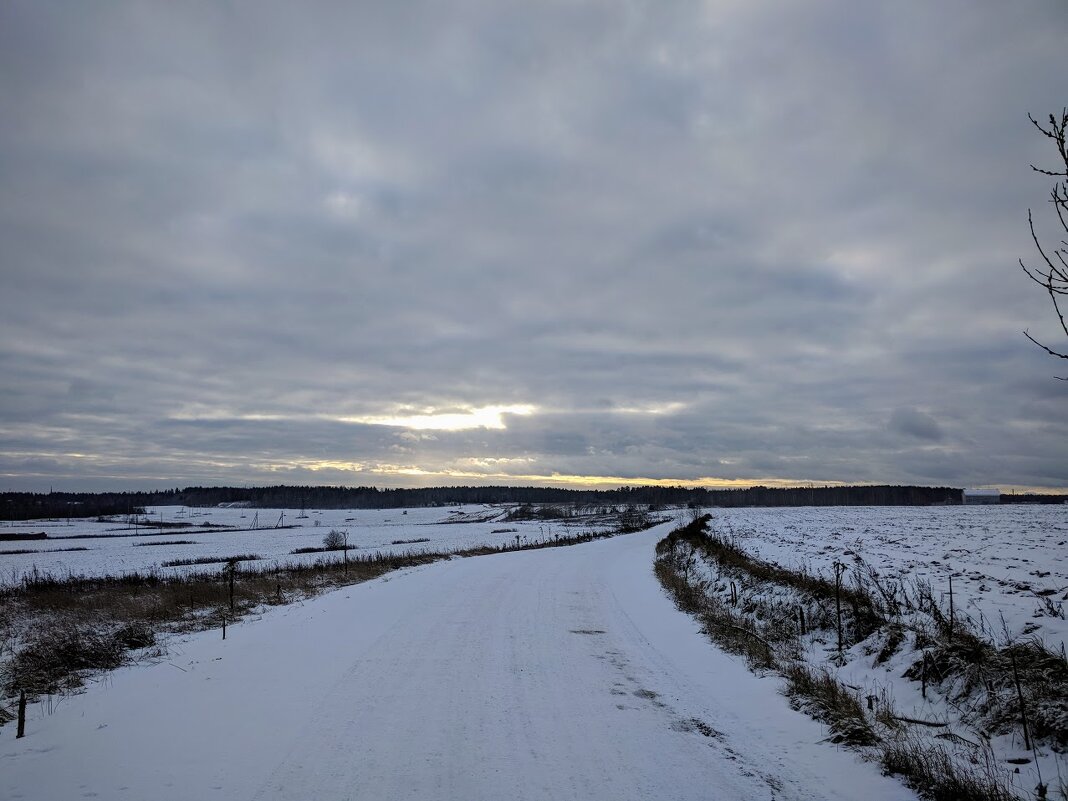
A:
[2, 1, 1067, 493]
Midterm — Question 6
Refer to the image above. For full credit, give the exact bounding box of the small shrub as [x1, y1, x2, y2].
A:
[322, 529, 347, 550]
[4, 621, 127, 696]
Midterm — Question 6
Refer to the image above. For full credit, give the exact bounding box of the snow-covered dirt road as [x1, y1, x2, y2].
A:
[3, 521, 914, 800]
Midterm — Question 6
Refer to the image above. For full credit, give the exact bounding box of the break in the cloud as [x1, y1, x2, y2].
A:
[1, 1, 1066, 492]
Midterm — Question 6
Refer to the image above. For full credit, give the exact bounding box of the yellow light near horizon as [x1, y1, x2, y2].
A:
[344, 464, 858, 490]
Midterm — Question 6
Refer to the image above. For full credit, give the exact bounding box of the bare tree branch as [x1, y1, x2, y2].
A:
[1022, 108, 1068, 372]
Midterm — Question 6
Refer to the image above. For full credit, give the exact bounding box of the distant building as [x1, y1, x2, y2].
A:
[962, 488, 1000, 505]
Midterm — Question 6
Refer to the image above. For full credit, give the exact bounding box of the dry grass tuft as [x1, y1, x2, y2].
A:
[781, 662, 878, 746]
[880, 735, 1017, 801]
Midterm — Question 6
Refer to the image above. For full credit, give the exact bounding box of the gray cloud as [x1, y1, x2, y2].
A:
[1, 1, 1066, 492]
[888, 408, 944, 442]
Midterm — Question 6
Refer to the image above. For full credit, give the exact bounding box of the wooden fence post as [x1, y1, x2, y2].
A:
[948, 575, 955, 640]
[228, 563, 235, 613]
[1011, 651, 1031, 751]
[833, 561, 846, 657]
[16, 689, 26, 739]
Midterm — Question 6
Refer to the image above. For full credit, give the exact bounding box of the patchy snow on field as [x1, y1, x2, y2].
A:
[678, 505, 1068, 799]
[708, 504, 1068, 649]
[0, 505, 599, 584]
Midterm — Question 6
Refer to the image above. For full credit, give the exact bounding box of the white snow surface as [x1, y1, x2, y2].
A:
[709, 504, 1068, 647]
[0, 505, 584, 584]
[6, 504, 1063, 654]
[2, 522, 915, 801]
[679, 505, 1068, 797]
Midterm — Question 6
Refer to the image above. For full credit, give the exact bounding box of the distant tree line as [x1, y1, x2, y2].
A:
[0, 491, 151, 521]
[3, 483, 1061, 521]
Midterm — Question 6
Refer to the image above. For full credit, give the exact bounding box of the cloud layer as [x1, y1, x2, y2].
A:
[2, 1, 1067, 491]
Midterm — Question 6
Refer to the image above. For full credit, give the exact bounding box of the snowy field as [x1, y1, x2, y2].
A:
[4, 503, 1064, 798]
[2, 523, 914, 801]
[4, 503, 1065, 652]
[707, 504, 1068, 650]
[657, 504, 1068, 798]
[0, 504, 599, 585]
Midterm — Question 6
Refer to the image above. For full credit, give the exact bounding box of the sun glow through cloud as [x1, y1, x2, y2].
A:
[340, 404, 537, 431]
